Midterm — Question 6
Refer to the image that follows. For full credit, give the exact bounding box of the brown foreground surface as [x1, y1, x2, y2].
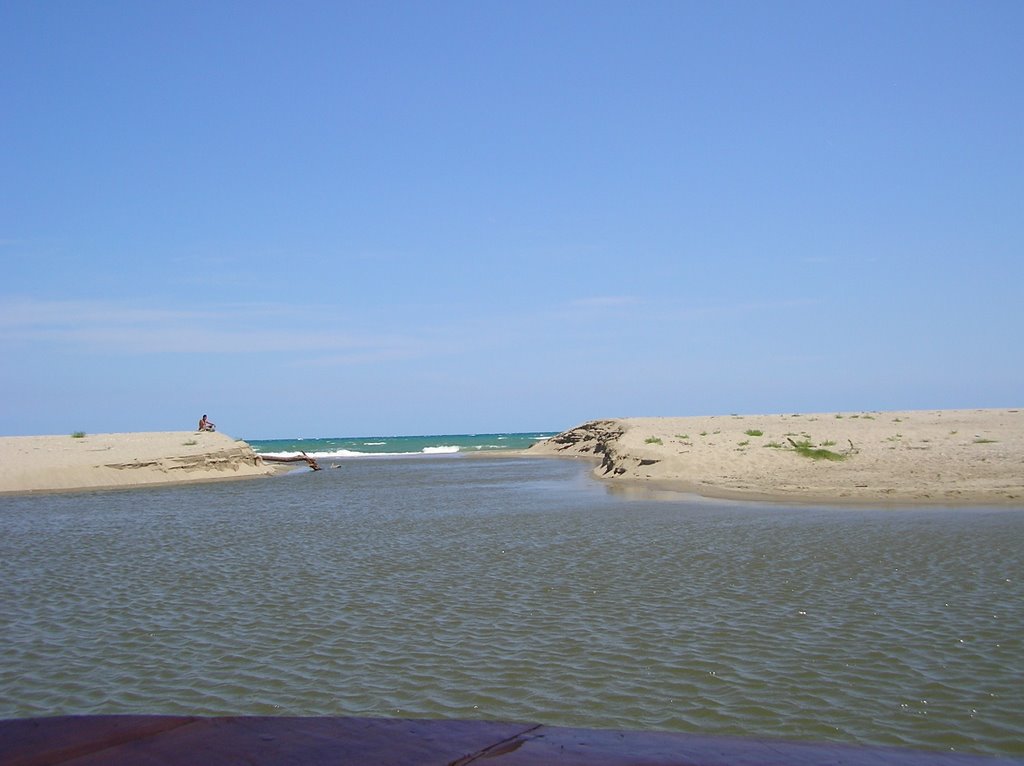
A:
[0, 431, 277, 494]
[528, 408, 1024, 506]
[2, 715, 1020, 766]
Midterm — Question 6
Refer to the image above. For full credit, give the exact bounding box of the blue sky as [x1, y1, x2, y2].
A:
[2, 1, 1021, 438]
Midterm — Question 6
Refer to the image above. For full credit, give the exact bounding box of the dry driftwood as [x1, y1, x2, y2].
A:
[260, 452, 321, 471]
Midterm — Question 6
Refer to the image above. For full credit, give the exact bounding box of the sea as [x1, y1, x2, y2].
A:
[1, 432, 1022, 758]
[247, 432, 556, 460]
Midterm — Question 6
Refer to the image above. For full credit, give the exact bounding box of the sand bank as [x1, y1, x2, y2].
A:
[0, 431, 278, 495]
[529, 408, 1024, 506]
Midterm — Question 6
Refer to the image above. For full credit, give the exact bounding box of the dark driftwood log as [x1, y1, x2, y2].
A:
[260, 452, 321, 471]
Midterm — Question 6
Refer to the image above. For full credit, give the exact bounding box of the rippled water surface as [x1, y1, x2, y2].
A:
[2, 457, 1022, 757]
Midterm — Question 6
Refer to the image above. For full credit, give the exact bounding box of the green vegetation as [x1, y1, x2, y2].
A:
[973, 438, 997, 444]
[183, 439, 198, 446]
[699, 431, 708, 437]
[764, 441, 783, 449]
[788, 438, 847, 461]
[737, 440, 750, 447]
[675, 434, 689, 439]
[744, 429, 763, 437]
[645, 436, 663, 445]
[835, 414, 844, 419]
[71, 431, 86, 439]
[821, 440, 837, 447]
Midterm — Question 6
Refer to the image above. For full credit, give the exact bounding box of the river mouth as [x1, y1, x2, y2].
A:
[2, 457, 1022, 758]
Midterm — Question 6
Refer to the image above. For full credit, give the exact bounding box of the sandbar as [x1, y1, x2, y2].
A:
[0, 431, 279, 495]
[529, 408, 1024, 506]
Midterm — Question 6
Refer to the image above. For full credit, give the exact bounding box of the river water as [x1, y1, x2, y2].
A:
[1, 456, 1021, 757]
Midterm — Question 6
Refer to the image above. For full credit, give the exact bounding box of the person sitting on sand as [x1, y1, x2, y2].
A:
[198, 414, 216, 432]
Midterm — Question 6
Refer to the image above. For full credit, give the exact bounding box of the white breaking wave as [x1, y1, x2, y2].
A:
[259, 446, 464, 459]
[259, 449, 374, 459]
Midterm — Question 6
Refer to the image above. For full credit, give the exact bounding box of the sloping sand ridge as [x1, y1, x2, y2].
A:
[529, 409, 1024, 505]
[0, 431, 276, 494]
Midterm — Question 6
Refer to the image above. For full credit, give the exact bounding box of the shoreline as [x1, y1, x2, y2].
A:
[0, 431, 280, 495]
[527, 408, 1024, 507]
[3, 409, 1022, 505]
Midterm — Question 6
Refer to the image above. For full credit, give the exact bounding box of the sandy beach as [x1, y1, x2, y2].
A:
[529, 408, 1024, 506]
[0, 431, 278, 494]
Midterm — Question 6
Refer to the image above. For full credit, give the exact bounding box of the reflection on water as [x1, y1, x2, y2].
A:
[1, 457, 1022, 757]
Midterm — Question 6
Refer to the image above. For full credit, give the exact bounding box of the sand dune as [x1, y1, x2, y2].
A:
[0, 431, 277, 494]
[529, 408, 1024, 506]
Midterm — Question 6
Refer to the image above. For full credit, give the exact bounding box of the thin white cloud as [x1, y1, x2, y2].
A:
[551, 296, 644, 323]
[0, 298, 211, 328]
[0, 297, 418, 356]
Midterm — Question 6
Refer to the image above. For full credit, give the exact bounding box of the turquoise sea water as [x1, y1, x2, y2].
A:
[1, 442, 1022, 758]
[248, 432, 556, 459]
